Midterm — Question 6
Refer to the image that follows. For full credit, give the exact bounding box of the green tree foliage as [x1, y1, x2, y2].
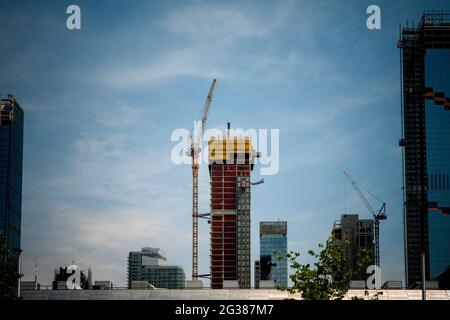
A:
[0, 233, 22, 300]
[276, 236, 371, 300]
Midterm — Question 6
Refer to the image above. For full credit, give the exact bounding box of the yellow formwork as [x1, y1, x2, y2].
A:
[208, 136, 253, 161]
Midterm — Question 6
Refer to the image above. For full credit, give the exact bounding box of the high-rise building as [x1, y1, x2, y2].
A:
[208, 135, 257, 289]
[399, 12, 450, 286]
[331, 214, 374, 279]
[259, 221, 288, 288]
[127, 247, 185, 289]
[0, 94, 24, 267]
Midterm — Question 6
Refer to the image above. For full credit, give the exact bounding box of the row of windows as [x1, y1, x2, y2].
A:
[260, 244, 287, 250]
[428, 173, 450, 190]
[7, 211, 20, 229]
[260, 241, 287, 247]
[139, 274, 185, 280]
[237, 267, 251, 272]
[260, 241, 287, 246]
[430, 253, 450, 263]
[236, 250, 250, 255]
[9, 189, 21, 212]
[270, 271, 288, 277]
[6, 229, 20, 249]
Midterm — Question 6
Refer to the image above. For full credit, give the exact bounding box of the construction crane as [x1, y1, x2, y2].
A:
[187, 79, 217, 280]
[343, 170, 387, 267]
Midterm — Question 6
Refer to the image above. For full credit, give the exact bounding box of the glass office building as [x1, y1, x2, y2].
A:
[400, 12, 450, 285]
[425, 47, 450, 279]
[127, 247, 185, 289]
[259, 221, 288, 287]
[428, 211, 450, 278]
[0, 94, 24, 266]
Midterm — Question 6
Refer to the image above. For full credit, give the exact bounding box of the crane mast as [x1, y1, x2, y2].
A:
[343, 170, 387, 267]
[189, 79, 216, 280]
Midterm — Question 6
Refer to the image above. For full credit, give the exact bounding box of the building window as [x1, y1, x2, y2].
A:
[439, 173, 442, 190]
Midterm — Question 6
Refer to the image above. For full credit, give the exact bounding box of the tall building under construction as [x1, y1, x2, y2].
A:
[208, 136, 256, 289]
[331, 214, 375, 280]
[399, 12, 450, 287]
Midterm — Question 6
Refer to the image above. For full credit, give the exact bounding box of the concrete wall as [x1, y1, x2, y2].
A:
[21, 289, 450, 300]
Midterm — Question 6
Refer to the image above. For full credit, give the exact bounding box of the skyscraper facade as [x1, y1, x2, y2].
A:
[259, 221, 288, 287]
[399, 12, 450, 286]
[0, 94, 24, 266]
[208, 136, 256, 289]
[127, 247, 185, 289]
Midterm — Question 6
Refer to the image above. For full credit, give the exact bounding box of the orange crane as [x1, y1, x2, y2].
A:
[187, 79, 217, 280]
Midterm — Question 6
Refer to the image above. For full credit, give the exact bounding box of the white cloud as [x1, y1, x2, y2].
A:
[21, 199, 192, 286]
[95, 103, 146, 128]
[21, 125, 191, 286]
[87, 1, 333, 89]
[95, 47, 225, 88]
[92, 45, 326, 90]
[163, 3, 273, 42]
[276, 73, 399, 172]
[74, 134, 126, 162]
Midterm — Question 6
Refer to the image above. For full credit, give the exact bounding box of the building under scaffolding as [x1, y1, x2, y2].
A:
[399, 12, 450, 287]
[208, 136, 256, 289]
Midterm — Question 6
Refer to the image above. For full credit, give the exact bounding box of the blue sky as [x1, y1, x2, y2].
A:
[1, 0, 449, 287]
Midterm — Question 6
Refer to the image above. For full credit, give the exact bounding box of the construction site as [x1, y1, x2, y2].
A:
[185, 79, 390, 290]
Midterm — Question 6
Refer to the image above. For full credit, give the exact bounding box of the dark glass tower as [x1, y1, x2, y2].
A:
[0, 94, 24, 266]
[259, 221, 288, 287]
[399, 12, 450, 287]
